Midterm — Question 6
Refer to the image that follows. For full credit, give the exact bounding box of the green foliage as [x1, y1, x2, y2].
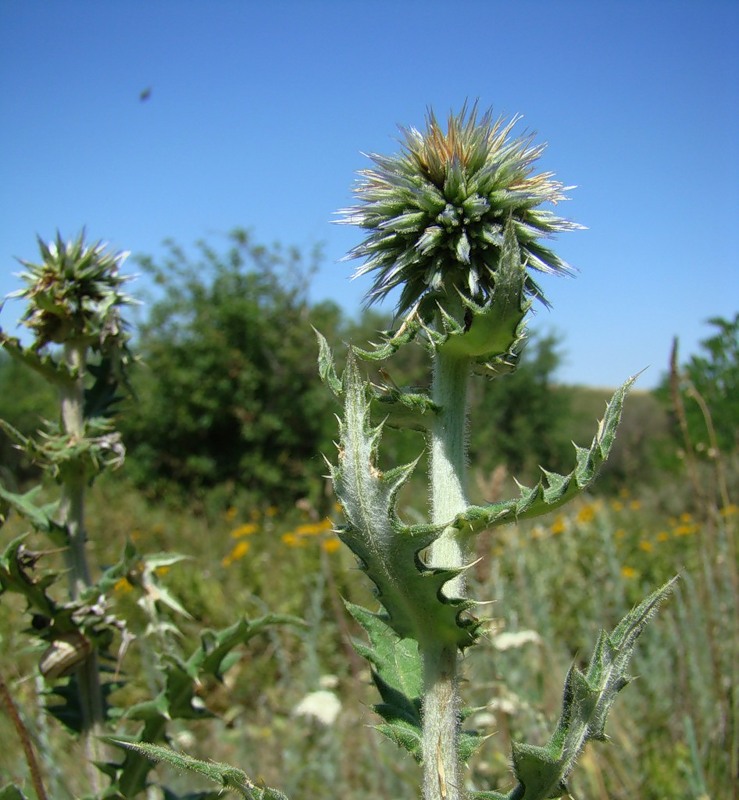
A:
[109, 741, 288, 800]
[659, 313, 739, 457]
[0, 353, 56, 484]
[346, 602, 483, 766]
[0, 231, 304, 800]
[0, 786, 28, 800]
[121, 231, 338, 507]
[480, 579, 676, 800]
[326, 354, 478, 649]
[329, 105, 675, 800]
[456, 377, 634, 534]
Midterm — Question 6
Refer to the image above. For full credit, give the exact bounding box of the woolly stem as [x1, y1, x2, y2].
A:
[58, 341, 104, 794]
[422, 344, 471, 800]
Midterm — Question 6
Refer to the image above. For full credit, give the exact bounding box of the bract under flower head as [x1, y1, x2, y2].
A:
[339, 103, 581, 318]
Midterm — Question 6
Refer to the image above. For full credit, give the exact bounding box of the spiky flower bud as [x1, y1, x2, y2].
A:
[11, 230, 132, 352]
[339, 104, 580, 319]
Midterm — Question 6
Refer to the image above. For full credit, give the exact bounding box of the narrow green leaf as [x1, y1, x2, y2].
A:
[314, 328, 342, 397]
[453, 377, 635, 535]
[496, 579, 676, 800]
[0, 484, 63, 538]
[108, 740, 288, 800]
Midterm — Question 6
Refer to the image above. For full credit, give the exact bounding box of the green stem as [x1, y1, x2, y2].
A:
[58, 341, 104, 793]
[59, 341, 92, 598]
[422, 345, 471, 800]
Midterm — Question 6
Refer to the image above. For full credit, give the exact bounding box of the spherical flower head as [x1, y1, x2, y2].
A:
[339, 104, 581, 318]
[12, 230, 132, 351]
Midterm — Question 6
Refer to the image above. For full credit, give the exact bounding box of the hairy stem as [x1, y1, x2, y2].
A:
[59, 342, 91, 598]
[58, 341, 104, 793]
[422, 345, 471, 800]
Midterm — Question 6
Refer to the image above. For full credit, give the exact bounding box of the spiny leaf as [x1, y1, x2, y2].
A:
[0, 484, 63, 538]
[316, 326, 438, 430]
[187, 613, 306, 680]
[0, 331, 75, 385]
[494, 579, 676, 800]
[0, 535, 58, 616]
[370, 382, 438, 431]
[332, 357, 477, 649]
[346, 602, 423, 760]
[346, 602, 484, 764]
[452, 377, 635, 535]
[108, 740, 288, 800]
[350, 313, 425, 362]
[314, 328, 342, 398]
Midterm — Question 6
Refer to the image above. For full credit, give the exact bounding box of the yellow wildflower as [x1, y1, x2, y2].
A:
[322, 538, 342, 554]
[576, 504, 596, 525]
[281, 532, 304, 548]
[224, 506, 238, 522]
[114, 577, 133, 593]
[230, 522, 259, 538]
[222, 540, 250, 567]
[621, 566, 638, 579]
[638, 540, 653, 553]
[550, 515, 566, 535]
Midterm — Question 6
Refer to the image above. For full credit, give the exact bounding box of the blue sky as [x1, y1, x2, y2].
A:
[1, 1, 737, 388]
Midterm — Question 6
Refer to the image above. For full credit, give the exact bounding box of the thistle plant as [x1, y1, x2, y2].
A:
[317, 105, 676, 800]
[0, 232, 302, 799]
[0, 231, 133, 786]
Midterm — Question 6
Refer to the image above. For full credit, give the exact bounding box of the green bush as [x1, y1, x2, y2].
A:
[121, 231, 341, 509]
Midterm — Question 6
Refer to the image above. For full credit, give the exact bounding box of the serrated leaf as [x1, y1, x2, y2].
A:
[0, 535, 58, 616]
[314, 329, 343, 398]
[0, 331, 74, 385]
[453, 377, 636, 535]
[108, 740, 288, 800]
[333, 358, 477, 649]
[370, 384, 438, 431]
[350, 314, 425, 363]
[187, 614, 306, 680]
[346, 596, 485, 766]
[0, 484, 64, 538]
[346, 602, 422, 699]
[114, 613, 304, 795]
[497, 579, 676, 800]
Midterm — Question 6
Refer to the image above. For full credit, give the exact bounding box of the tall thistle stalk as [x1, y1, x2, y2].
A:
[319, 104, 676, 800]
[2, 232, 132, 786]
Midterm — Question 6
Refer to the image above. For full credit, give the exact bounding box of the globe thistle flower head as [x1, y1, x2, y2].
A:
[12, 230, 133, 352]
[339, 104, 581, 319]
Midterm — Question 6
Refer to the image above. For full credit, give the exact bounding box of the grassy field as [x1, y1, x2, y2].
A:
[1, 448, 735, 799]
